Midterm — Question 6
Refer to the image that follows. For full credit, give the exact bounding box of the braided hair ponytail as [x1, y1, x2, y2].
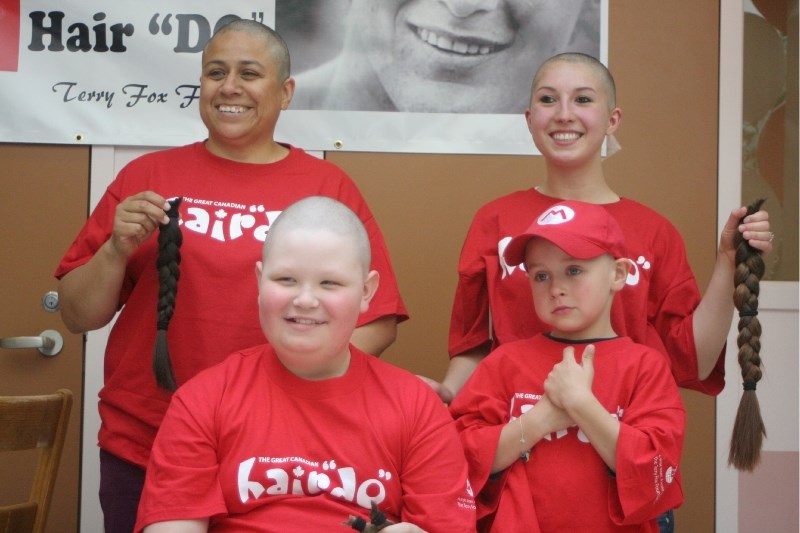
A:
[153, 197, 182, 392]
[728, 198, 767, 471]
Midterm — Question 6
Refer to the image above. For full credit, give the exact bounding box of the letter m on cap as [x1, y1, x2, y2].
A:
[0, 0, 20, 72]
[538, 205, 574, 226]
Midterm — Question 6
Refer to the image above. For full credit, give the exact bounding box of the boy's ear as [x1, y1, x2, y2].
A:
[612, 258, 629, 291]
[255, 261, 264, 306]
[360, 270, 380, 313]
[255, 261, 263, 284]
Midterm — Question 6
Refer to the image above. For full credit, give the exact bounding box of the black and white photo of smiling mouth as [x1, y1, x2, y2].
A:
[413, 25, 511, 56]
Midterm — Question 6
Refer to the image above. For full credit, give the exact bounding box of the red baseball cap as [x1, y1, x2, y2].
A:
[503, 200, 627, 266]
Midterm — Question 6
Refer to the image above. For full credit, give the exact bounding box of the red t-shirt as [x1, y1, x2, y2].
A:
[135, 345, 476, 532]
[55, 142, 408, 468]
[449, 188, 724, 394]
[450, 334, 685, 532]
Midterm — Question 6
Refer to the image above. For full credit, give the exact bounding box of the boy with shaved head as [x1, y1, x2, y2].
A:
[135, 197, 475, 533]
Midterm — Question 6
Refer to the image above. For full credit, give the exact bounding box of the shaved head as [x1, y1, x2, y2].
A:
[204, 18, 291, 81]
[263, 196, 371, 273]
[531, 52, 616, 109]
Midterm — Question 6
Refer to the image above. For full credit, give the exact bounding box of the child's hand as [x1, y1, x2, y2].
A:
[544, 345, 596, 411]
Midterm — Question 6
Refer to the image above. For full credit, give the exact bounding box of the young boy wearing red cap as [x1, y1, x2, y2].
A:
[450, 200, 686, 533]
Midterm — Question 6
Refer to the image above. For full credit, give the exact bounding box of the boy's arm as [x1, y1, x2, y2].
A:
[397, 386, 476, 531]
[381, 524, 428, 533]
[491, 395, 572, 474]
[135, 379, 227, 532]
[693, 206, 771, 379]
[609, 346, 686, 524]
[143, 519, 208, 533]
[544, 345, 620, 470]
[559, 395, 620, 471]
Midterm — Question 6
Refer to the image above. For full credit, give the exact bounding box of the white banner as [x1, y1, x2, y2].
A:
[0, 0, 606, 154]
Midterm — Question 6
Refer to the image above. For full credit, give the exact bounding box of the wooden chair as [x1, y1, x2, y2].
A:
[0, 389, 73, 533]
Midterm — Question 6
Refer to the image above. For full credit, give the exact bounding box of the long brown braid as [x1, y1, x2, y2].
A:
[728, 198, 767, 471]
[153, 197, 182, 392]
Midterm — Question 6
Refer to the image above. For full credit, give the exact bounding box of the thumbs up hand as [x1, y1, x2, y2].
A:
[544, 344, 596, 411]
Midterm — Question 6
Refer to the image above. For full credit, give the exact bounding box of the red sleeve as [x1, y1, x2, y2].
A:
[449, 352, 508, 495]
[479, 464, 542, 533]
[646, 220, 725, 395]
[54, 179, 117, 278]
[395, 385, 477, 532]
[133, 372, 228, 531]
[610, 348, 686, 525]
[53, 170, 137, 305]
[448, 206, 493, 356]
[450, 348, 536, 526]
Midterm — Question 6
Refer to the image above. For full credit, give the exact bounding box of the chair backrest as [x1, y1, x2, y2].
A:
[0, 389, 73, 533]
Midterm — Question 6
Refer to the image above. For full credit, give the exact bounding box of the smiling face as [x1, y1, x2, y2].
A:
[525, 238, 626, 341]
[256, 226, 377, 380]
[525, 58, 621, 169]
[344, 0, 588, 113]
[199, 28, 294, 158]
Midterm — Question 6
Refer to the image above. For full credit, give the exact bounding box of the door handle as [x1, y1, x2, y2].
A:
[0, 329, 64, 357]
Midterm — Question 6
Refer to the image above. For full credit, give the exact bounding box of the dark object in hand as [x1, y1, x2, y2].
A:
[343, 500, 395, 532]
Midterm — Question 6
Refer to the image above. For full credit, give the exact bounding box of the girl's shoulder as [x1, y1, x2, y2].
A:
[610, 197, 683, 235]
